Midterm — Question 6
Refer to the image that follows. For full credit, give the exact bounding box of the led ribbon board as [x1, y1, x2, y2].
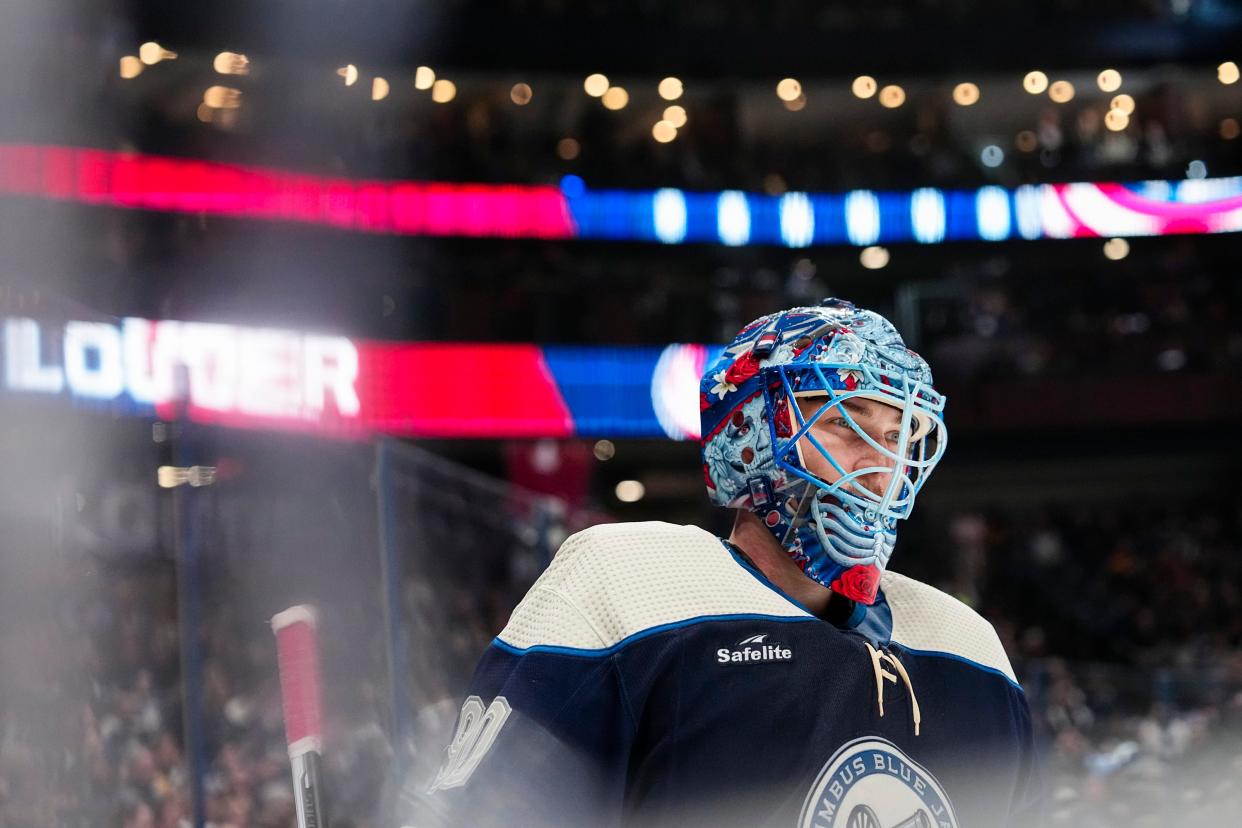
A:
[0, 316, 715, 439]
[3, 144, 1242, 245]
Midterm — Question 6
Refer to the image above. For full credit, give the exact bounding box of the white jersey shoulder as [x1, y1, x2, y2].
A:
[497, 521, 811, 653]
[881, 569, 1017, 684]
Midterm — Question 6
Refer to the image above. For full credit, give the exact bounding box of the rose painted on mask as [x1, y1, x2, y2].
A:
[724, 350, 762, 386]
[831, 563, 882, 604]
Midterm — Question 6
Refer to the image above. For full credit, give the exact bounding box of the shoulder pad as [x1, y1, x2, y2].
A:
[882, 570, 1017, 685]
[497, 521, 811, 653]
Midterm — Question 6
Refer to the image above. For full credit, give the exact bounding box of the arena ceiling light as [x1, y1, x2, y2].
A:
[851, 76, 877, 99]
[952, 83, 979, 106]
[614, 480, 646, 503]
[652, 121, 678, 143]
[1097, 69, 1122, 92]
[336, 64, 359, 86]
[601, 86, 629, 110]
[879, 85, 905, 108]
[859, 246, 890, 269]
[413, 66, 435, 90]
[510, 83, 533, 106]
[583, 73, 609, 97]
[1103, 238, 1130, 260]
[431, 79, 456, 103]
[776, 78, 802, 102]
[203, 86, 242, 109]
[119, 56, 143, 79]
[213, 52, 250, 76]
[658, 77, 683, 100]
[1022, 71, 1048, 94]
[138, 41, 177, 65]
[662, 106, 687, 128]
[1048, 80, 1075, 103]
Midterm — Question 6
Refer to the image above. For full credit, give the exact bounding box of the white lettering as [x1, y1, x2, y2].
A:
[237, 328, 301, 417]
[4, 316, 363, 427]
[181, 323, 238, 411]
[63, 321, 124, 399]
[123, 318, 179, 404]
[303, 335, 360, 416]
[5, 318, 63, 392]
[717, 643, 793, 664]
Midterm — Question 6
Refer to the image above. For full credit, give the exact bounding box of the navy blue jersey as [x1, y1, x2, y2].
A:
[412, 522, 1039, 828]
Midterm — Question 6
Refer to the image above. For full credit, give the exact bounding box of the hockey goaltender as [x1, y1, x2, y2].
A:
[409, 299, 1040, 828]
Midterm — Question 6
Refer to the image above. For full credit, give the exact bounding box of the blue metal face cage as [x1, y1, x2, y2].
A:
[765, 359, 947, 525]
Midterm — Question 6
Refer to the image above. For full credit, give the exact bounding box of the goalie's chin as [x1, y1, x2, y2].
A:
[796, 496, 896, 605]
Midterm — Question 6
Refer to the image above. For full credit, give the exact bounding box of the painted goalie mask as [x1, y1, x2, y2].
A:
[700, 299, 947, 605]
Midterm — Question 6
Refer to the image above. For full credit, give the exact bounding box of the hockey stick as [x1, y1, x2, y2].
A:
[272, 605, 327, 828]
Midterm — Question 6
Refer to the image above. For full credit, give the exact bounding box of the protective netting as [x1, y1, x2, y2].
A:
[375, 439, 568, 805]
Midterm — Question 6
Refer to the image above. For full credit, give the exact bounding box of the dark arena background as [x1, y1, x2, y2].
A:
[2, 2, 1242, 826]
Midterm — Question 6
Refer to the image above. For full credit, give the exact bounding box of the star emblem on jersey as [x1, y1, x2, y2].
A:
[715, 633, 793, 664]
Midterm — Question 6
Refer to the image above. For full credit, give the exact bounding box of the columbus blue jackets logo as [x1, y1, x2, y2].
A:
[798, 737, 956, 828]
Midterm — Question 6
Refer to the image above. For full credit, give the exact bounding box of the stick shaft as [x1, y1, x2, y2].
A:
[291, 750, 325, 828]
